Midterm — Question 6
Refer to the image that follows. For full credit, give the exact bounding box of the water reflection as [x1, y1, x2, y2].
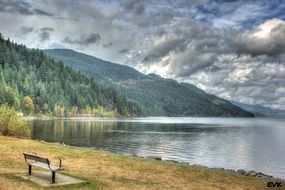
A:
[30, 118, 285, 178]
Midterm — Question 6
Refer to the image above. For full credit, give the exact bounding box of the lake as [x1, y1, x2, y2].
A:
[29, 117, 285, 178]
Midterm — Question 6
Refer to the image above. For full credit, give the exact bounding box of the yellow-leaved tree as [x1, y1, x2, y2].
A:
[23, 96, 34, 115]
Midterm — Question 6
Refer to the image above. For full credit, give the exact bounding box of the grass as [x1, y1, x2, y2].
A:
[0, 136, 283, 190]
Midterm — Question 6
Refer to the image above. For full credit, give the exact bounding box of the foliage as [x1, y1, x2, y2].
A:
[0, 79, 20, 109]
[0, 104, 30, 137]
[0, 35, 143, 116]
[23, 96, 34, 115]
[45, 49, 254, 117]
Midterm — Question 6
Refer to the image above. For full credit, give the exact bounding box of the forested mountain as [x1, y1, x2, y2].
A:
[0, 34, 143, 116]
[45, 49, 254, 117]
[45, 49, 145, 84]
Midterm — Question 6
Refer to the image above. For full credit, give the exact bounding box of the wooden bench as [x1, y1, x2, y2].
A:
[23, 152, 64, 183]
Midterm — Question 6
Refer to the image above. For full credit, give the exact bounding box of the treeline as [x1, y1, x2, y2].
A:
[0, 34, 143, 116]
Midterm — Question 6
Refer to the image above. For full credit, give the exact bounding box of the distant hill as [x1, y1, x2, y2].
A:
[44, 49, 145, 83]
[44, 49, 254, 117]
[0, 35, 143, 116]
[232, 101, 285, 118]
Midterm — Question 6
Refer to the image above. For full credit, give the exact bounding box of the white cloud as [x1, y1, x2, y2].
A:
[235, 18, 285, 56]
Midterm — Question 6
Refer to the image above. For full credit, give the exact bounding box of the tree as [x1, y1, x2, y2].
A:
[53, 104, 64, 117]
[23, 96, 34, 115]
[70, 106, 78, 116]
[43, 103, 49, 113]
[0, 104, 30, 137]
[5, 86, 20, 109]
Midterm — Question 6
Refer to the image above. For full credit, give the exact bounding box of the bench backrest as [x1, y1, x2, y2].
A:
[23, 152, 50, 164]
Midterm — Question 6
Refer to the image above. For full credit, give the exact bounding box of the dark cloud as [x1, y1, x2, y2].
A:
[118, 48, 130, 54]
[133, 9, 179, 27]
[63, 33, 102, 46]
[40, 27, 53, 32]
[102, 42, 113, 48]
[170, 51, 218, 76]
[33, 8, 53, 16]
[39, 31, 50, 41]
[20, 26, 34, 34]
[38, 27, 53, 41]
[0, 0, 54, 16]
[121, 0, 145, 15]
[143, 38, 188, 63]
[135, 4, 145, 15]
[119, 0, 182, 28]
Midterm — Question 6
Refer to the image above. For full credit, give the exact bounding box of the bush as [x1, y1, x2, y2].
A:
[0, 104, 30, 138]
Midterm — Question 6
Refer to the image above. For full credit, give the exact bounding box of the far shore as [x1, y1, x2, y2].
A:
[22, 115, 122, 121]
[21, 115, 285, 124]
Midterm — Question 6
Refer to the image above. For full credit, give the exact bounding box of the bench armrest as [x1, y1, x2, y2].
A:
[51, 157, 63, 168]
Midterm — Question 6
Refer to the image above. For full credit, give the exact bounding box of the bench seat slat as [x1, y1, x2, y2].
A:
[30, 162, 63, 171]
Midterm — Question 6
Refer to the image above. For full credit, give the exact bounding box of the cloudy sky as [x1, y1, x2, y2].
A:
[0, 0, 285, 109]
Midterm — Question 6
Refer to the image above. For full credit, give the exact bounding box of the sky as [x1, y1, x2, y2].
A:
[0, 0, 285, 109]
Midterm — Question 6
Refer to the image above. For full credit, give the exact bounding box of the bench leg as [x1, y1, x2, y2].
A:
[28, 165, 32, 175]
[52, 172, 56, 183]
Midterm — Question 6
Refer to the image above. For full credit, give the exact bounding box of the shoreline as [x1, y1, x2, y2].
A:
[137, 156, 279, 179]
[22, 116, 285, 122]
[46, 140, 282, 180]
[22, 115, 118, 121]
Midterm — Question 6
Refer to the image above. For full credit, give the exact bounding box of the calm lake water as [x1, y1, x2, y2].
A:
[29, 117, 285, 178]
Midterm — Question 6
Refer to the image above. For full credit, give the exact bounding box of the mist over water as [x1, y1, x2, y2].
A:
[29, 117, 285, 178]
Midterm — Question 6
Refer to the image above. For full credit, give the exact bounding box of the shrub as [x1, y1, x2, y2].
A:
[0, 104, 30, 138]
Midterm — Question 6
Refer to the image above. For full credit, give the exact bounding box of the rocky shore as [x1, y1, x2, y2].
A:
[134, 155, 279, 179]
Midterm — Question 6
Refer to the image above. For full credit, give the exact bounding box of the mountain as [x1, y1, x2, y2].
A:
[0, 34, 143, 116]
[232, 101, 285, 118]
[44, 49, 145, 83]
[44, 49, 254, 117]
